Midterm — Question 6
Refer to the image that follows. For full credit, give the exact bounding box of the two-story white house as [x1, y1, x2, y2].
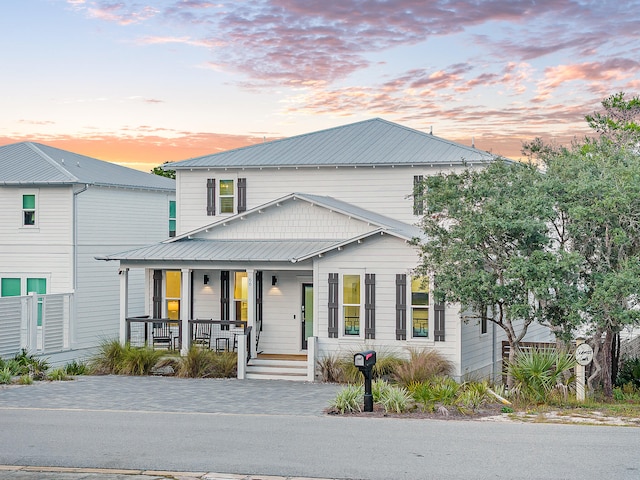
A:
[101, 118, 551, 380]
[0, 142, 175, 363]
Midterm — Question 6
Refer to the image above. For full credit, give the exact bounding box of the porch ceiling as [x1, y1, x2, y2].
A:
[97, 238, 343, 262]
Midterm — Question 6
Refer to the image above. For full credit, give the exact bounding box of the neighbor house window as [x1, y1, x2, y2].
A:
[169, 200, 176, 237]
[1, 278, 21, 297]
[343, 274, 361, 336]
[23, 194, 36, 226]
[165, 271, 181, 320]
[411, 277, 429, 338]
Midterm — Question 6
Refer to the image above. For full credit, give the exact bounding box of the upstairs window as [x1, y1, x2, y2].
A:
[413, 175, 424, 216]
[23, 194, 36, 226]
[219, 180, 235, 214]
[169, 200, 176, 237]
[206, 178, 247, 216]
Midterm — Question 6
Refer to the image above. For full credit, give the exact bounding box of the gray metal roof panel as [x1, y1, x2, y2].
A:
[166, 118, 496, 169]
[99, 239, 342, 262]
[0, 142, 175, 191]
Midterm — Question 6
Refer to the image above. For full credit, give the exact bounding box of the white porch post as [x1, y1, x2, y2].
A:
[237, 332, 247, 379]
[119, 268, 129, 344]
[181, 268, 191, 355]
[246, 268, 256, 358]
[307, 336, 317, 382]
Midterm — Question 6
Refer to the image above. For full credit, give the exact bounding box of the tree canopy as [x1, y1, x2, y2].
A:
[151, 162, 176, 179]
[417, 92, 640, 395]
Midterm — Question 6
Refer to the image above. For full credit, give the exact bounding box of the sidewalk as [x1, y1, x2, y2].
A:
[0, 465, 337, 480]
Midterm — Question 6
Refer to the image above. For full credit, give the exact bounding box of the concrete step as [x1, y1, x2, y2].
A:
[246, 358, 309, 381]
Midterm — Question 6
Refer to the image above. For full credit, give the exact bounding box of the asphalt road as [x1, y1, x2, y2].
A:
[1, 376, 639, 480]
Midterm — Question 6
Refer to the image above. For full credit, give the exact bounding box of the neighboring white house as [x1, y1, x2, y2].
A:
[0, 141, 175, 363]
[100, 118, 552, 380]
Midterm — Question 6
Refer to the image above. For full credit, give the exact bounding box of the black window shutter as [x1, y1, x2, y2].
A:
[207, 178, 216, 216]
[152, 270, 163, 318]
[255, 271, 263, 329]
[434, 302, 445, 341]
[237, 177, 247, 213]
[220, 271, 229, 321]
[364, 274, 375, 339]
[328, 273, 339, 338]
[395, 274, 407, 340]
[413, 175, 424, 216]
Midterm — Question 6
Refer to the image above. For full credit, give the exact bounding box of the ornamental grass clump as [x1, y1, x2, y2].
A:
[174, 347, 237, 378]
[393, 349, 453, 387]
[379, 384, 413, 413]
[329, 384, 364, 414]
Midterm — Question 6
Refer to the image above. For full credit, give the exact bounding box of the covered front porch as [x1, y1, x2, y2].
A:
[117, 265, 318, 380]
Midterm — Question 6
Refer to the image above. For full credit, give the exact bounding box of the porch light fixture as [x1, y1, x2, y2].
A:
[203, 274, 210, 285]
[272, 275, 277, 286]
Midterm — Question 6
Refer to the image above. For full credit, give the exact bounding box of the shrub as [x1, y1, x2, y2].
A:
[409, 381, 437, 412]
[18, 374, 33, 385]
[329, 384, 364, 414]
[430, 376, 460, 405]
[0, 366, 13, 385]
[64, 360, 88, 376]
[456, 381, 490, 414]
[372, 379, 394, 403]
[47, 368, 70, 381]
[11, 349, 49, 379]
[393, 349, 453, 387]
[506, 348, 575, 404]
[616, 357, 640, 389]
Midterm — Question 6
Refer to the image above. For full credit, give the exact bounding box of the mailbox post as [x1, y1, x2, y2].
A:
[354, 350, 376, 412]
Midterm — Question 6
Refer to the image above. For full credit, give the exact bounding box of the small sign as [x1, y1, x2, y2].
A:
[576, 343, 594, 366]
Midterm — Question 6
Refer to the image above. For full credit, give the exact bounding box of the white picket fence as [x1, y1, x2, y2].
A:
[0, 293, 73, 359]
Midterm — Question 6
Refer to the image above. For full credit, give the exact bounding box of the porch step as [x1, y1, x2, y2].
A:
[245, 357, 309, 381]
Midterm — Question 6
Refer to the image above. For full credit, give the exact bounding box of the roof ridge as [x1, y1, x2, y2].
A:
[166, 118, 385, 167]
[25, 142, 79, 182]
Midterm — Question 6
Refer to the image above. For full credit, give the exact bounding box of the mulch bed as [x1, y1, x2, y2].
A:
[326, 402, 507, 420]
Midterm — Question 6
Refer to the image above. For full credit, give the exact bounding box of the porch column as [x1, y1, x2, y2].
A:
[246, 268, 256, 358]
[180, 268, 192, 355]
[119, 268, 129, 344]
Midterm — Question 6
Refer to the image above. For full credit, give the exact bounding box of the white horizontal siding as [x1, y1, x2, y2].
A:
[177, 165, 468, 234]
[0, 245, 73, 293]
[0, 186, 73, 246]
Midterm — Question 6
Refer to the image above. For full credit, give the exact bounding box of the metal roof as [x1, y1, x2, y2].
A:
[97, 239, 343, 262]
[165, 118, 496, 170]
[0, 142, 175, 191]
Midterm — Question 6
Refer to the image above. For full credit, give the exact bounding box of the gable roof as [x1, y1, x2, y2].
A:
[165, 118, 496, 170]
[0, 142, 175, 191]
[174, 192, 424, 242]
[98, 193, 423, 263]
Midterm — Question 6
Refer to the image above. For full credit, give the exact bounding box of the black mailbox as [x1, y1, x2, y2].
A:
[354, 350, 376, 412]
[354, 350, 376, 369]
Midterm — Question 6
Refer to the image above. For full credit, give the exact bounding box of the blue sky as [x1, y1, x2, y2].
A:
[1, 0, 639, 170]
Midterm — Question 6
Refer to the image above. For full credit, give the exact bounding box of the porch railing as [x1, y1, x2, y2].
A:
[125, 316, 249, 355]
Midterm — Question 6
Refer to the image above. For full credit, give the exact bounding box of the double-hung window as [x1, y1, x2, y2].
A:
[343, 274, 361, 336]
[206, 178, 247, 216]
[22, 194, 36, 226]
[411, 277, 429, 338]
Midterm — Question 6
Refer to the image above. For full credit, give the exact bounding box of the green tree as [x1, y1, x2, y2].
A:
[585, 92, 640, 149]
[543, 139, 640, 396]
[415, 160, 580, 386]
[151, 162, 176, 179]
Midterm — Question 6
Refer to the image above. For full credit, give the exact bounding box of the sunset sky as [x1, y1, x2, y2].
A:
[2, 0, 639, 172]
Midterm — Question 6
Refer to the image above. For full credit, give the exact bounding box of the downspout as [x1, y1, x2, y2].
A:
[72, 184, 89, 291]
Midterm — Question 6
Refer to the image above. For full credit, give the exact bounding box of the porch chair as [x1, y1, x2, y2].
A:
[192, 321, 212, 349]
[151, 322, 173, 350]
